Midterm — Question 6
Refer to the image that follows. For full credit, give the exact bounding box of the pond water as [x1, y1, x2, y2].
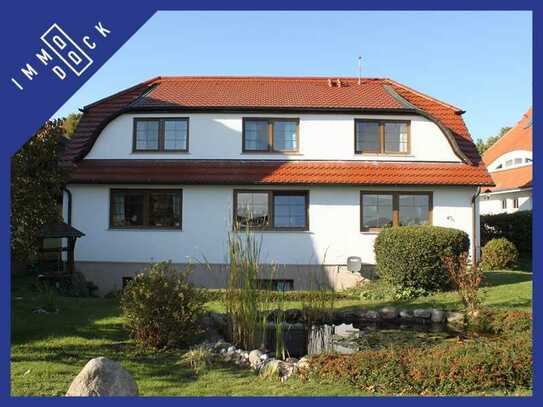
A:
[266, 322, 464, 358]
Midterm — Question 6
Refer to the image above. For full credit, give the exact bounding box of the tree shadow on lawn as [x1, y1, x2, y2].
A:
[481, 271, 532, 287]
[11, 295, 125, 345]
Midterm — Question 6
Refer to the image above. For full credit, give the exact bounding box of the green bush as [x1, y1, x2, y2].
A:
[307, 333, 532, 395]
[481, 211, 531, 255]
[374, 225, 470, 294]
[120, 261, 206, 349]
[480, 238, 519, 271]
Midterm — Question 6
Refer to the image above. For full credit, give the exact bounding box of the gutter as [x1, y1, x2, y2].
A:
[471, 186, 481, 264]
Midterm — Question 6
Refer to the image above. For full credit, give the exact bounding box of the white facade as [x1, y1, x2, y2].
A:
[479, 189, 532, 215]
[67, 110, 481, 293]
[86, 113, 461, 162]
[66, 184, 477, 266]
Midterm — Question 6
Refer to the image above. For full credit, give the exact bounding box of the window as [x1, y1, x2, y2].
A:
[133, 118, 188, 152]
[360, 191, 432, 231]
[502, 199, 507, 210]
[505, 159, 513, 167]
[110, 189, 182, 229]
[398, 194, 431, 226]
[360, 193, 393, 230]
[256, 279, 294, 291]
[513, 198, 519, 209]
[514, 158, 523, 165]
[234, 190, 308, 230]
[355, 120, 410, 154]
[243, 118, 299, 152]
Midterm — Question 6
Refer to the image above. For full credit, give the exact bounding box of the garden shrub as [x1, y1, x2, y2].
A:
[443, 252, 483, 314]
[481, 211, 531, 255]
[120, 261, 206, 349]
[468, 309, 532, 336]
[306, 333, 532, 395]
[374, 225, 470, 295]
[480, 238, 519, 271]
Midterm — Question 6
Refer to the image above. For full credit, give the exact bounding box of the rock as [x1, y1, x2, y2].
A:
[226, 346, 236, 353]
[213, 339, 230, 352]
[365, 310, 380, 320]
[297, 356, 310, 370]
[260, 353, 269, 361]
[380, 307, 398, 320]
[259, 358, 280, 377]
[446, 311, 465, 324]
[66, 357, 138, 396]
[431, 309, 445, 323]
[248, 350, 263, 367]
[285, 357, 299, 364]
[399, 310, 414, 320]
[413, 309, 432, 319]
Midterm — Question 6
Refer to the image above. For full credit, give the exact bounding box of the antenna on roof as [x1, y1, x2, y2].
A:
[357, 56, 362, 85]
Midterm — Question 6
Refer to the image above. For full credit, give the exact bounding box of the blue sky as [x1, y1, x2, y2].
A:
[54, 11, 532, 141]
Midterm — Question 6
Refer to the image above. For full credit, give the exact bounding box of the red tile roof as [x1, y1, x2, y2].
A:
[69, 160, 494, 186]
[482, 108, 532, 166]
[63, 76, 493, 186]
[483, 165, 532, 193]
[133, 76, 407, 110]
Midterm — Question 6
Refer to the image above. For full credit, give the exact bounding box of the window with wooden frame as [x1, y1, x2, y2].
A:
[133, 118, 189, 152]
[233, 190, 309, 231]
[360, 191, 432, 231]
[110, 189, 182, 229]
[242, 118, 299, 153]
[355, 119, 410, 154]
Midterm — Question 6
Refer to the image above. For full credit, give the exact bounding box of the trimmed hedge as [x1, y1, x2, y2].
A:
[202, 289, 354, 303]
[480, 238, 519, 271]
[374, 225, 470, 294]
[481, 211, 531, 255]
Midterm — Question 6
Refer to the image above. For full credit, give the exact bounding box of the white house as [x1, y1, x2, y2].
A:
[479, 108, 533, 215]
[62, 76, 493, 294]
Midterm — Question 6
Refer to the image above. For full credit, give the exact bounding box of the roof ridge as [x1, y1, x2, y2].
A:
[157, 75, 387, 82]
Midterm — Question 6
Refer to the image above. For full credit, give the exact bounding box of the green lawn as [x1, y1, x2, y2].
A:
[11, 270, 532, 396]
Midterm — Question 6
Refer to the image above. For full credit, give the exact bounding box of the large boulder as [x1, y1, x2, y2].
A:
[66, 357, 138, 396]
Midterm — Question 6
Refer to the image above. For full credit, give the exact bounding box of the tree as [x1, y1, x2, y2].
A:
[62, 112, 81, 138]
[476, 126, 512, 155]
[11, 119, 68, 264]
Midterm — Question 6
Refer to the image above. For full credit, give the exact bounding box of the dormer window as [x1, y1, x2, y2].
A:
[133, 118, 189, 152]
[242, 118, 299, 153]
[355, 119, 410, 154]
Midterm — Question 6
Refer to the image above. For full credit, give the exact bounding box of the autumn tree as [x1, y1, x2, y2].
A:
[62, 112, 81, 138]
[475, 126, 512, 155]
[11, 119, 68, 263]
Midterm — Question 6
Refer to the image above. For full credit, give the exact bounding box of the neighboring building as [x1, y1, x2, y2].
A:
[62, 76, 493, 293]
[479, 108, 533, 215]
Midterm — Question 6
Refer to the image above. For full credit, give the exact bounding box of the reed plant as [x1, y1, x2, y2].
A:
[224, 221, 270, 350]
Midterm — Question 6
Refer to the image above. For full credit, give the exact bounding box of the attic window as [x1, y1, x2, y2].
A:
[242, 118, 299, 153]
[355, 119, 410, 154]
[133, 118, 189, 152]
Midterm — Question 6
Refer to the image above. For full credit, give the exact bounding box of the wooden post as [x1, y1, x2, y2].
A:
[67, 238, 75, 274]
